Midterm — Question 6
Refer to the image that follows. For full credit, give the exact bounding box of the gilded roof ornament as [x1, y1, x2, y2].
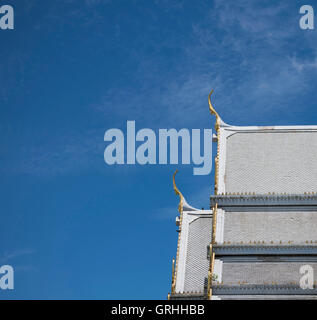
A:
[208, 89, 220, 132]
[172, 170, 199, 212]
[173, 170, 184, 214]
[171, 170, 198, 295]
[208, 89, 221, 194]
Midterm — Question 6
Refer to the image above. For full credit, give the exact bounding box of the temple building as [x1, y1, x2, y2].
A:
[168, 91, 317, 300]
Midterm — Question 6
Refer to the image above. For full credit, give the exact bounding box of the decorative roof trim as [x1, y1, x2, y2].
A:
[213, 244, 317, 255]
[212, 284, 317, 295]
[208, 90, 221, 195]
[210, 193, 317, 207]
[171, 170, 198, 295]
[221, 124, 317, 131]
[169, 292, 206, 300]
[171, 291, 205, 295]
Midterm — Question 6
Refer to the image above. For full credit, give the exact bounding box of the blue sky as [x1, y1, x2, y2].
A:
[1, 0, 317, 299]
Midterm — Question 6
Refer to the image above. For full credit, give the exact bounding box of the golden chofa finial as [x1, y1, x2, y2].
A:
[173, 170, 184, 214]
[208, 89, 220, 132]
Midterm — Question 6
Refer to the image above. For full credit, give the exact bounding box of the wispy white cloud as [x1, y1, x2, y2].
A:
[6, 1, 317, 176]
[94, 1, 317, 127]
[9, 129, 104, 176]
[0, 249, 36, 264]
[184, 1, 317, 122]
[291, 56, 317, 72]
